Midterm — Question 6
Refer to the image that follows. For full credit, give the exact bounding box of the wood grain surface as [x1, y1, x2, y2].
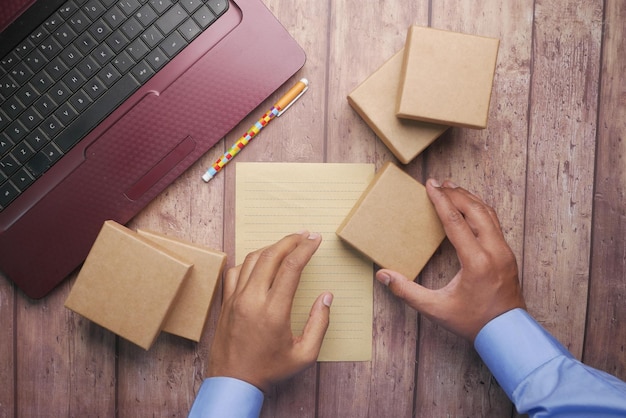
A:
[0, 0, 624, 417]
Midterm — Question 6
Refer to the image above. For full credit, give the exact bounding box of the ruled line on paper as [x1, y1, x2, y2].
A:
[235, 162, 375, 361]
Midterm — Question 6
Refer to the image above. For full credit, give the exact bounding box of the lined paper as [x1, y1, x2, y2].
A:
[235, 162, 374, 361]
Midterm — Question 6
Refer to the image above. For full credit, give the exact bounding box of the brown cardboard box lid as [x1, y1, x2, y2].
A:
[396, 26, 499, 129]
[137, 229, 226, 342]
[64, 221, 192, 350]
[336, 162, 445, 280]
[348, 50, 449, 164]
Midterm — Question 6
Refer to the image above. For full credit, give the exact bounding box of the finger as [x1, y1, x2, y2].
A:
[223, 265, 240, 302]
[443, 180, 500, 228]
[441, 186, 503, 240]
[426, 179, 481, 261]
[296, 292, 333, 363]
[442, 182, 503, 233]
[234, 246, 264, 294]
[375, 269, 441, 315]
[270, 232, 322, 305]
[246, 232, 309, 293]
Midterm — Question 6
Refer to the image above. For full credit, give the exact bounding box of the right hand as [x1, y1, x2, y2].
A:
[375, 180, 526, 342]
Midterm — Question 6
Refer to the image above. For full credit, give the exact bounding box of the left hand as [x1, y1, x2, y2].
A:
[206, 231, 333, 393]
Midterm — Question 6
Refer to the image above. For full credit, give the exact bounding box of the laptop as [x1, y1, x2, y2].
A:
[0, 0, 306, 298]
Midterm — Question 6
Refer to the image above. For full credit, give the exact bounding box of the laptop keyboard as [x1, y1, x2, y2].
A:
[0, 0, 228, 212]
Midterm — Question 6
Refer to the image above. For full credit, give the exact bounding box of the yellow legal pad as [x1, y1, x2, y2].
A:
[235, 162, 375, 361]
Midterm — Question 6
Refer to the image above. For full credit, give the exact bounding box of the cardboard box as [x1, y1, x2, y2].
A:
[65, 221, 192, 350]
[396, 26, 499, 129]
[348, 50, 449, 164]
[137, 229, 226, 342]
[336, 162, 445, 280]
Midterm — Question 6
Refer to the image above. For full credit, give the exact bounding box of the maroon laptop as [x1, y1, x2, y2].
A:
[0, 0, 305, 298]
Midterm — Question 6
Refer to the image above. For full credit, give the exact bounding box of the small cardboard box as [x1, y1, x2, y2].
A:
[348, 50, 449, 164]
[336, 162, 445, 280]
[396, 26, 499, 129]
[65, 221, 192, 350]
[137, 229, 226, 342]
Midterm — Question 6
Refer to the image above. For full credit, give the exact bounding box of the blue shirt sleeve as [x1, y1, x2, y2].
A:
[187, 377, 264, 418]
[474, 308, 626, 417]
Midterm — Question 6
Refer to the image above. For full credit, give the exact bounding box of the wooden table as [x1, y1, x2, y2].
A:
[1, 0, 625, 416]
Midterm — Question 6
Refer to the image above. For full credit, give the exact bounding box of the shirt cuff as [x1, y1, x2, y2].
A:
[474, 308, 573, 398]
[188, 377, 264, 418]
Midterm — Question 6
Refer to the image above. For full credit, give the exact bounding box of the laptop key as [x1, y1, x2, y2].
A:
[155, 4, 187, 35]
[25, 128, 50, 151]
[141, 26, 163, 48]
[103, 6, 125, 28]
[112, 50, 135, 73]
[178, 18, 200, 41]
[161, 32, 187, 57]
[89, 19, 113, 42]
[126, 38, 149, 61]
[54, 24, 78, 46]
[59, 1, 80, 19]
[192, 6, 215, 29]
[45, 57, 69, 81]
[11, 168, 35, 191]
[25, 151, 52, 178]
[69, 90, 92, 112]
[0, 180, 20, 208]
[118, 0, 142, 16]
[0, 134, 14, 156]
[34, 95, 57, 117]
[24, 49, 48, 73]
[207, 0, 228, 16]
[135, 3, 159, 26]
[68, 10, 91, 34]
[145, 47, 168, 70]
[150, 0, 173, 14]
[0, 154, 19, 176]
[83, 0, 107, 20]
[131, 61, 154, 83]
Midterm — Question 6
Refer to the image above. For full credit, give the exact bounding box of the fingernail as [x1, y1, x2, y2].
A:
[446, 181, 459, 188]
[308, 232, 321, 240]
[428, 178, 441, 188]
[323, 293, 333, 307]
[376, 271, 391, 286]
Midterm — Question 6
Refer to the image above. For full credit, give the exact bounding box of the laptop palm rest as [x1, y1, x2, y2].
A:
[124, 135, 196, 201]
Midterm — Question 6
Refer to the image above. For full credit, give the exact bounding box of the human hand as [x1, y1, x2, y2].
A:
[206, 231, 333, 392]
[375, 180, 526, 342]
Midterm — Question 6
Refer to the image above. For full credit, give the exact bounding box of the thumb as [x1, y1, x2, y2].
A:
[297, 292, 333, 362]
[376, 269, 437, 313]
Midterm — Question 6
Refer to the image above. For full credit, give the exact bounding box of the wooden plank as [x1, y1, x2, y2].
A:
[318, 1, 428, 417]
[116, 143, 228, 416]
[584, 0, 626, 381]
[0, 279, 14, 418]
[522, 0, 603, 356]
[415, 0, 534, 416]
[15, 281, 116, 417]
[218, 0, 330, 414]
[116, 336, 200, 416]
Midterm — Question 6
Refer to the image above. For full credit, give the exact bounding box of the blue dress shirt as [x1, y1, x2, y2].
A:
[189, 309, 626, 417]
[475, 308, 626, 417]
[187, 376, 263, 418]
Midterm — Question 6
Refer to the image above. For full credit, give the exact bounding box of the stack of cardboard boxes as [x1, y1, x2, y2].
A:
[339, 26, 499, 279]
[65, 221, 226, 350]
